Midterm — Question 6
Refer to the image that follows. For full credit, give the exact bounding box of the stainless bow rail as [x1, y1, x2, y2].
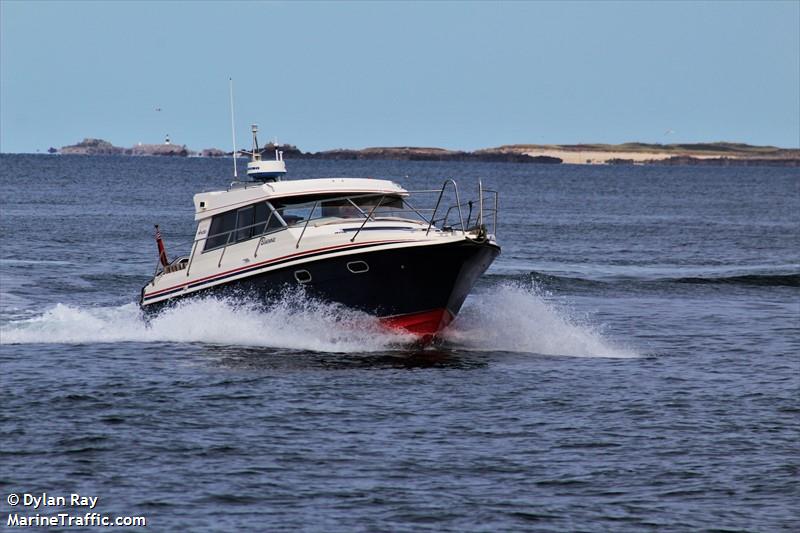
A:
[148, 179, 498, 285]
[412, 179, 498, 238]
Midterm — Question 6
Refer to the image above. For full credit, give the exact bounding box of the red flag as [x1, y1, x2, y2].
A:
[155, 225, 169, 267]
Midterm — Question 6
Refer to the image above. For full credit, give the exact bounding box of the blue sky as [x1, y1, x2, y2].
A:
[1, 0, 798, 153]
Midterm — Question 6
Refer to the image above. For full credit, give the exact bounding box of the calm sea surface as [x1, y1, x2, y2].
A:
[1, 154, 798, 531]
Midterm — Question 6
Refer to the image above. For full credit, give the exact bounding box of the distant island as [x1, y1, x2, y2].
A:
[53, 138, 800, 166]
[480, 142, 800, 167]
[56, 137, 219, 157]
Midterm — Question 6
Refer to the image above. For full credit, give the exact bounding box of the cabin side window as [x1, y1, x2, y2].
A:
[252, 202, 270, 235]
[235, 206, 255, 242]
[204, 202, 285, 252]
[204, 211, 237, 251]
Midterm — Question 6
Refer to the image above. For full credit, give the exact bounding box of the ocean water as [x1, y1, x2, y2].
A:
[1, 154, 798, 531]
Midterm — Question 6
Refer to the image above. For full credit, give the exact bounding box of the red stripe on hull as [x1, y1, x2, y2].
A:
[380, 308, 453, 339]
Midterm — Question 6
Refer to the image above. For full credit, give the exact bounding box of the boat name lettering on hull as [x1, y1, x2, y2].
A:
[259, 237, 276, 245]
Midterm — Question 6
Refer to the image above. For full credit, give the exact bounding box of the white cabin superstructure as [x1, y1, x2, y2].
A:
[193, 178, 406, 221]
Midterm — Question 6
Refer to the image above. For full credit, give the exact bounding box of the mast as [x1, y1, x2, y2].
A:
[229, 77, 238, 179]
[251, 124, 260, 161]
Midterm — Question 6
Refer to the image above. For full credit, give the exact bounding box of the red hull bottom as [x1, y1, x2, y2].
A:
[380, 308, 454, 340]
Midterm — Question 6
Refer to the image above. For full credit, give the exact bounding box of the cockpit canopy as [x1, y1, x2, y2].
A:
[193, 177, 408, 220]
[202, 192, 417, 252]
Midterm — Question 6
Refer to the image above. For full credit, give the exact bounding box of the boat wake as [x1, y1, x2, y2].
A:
[0, 293, 414, 353]
[1, 284, 635, 357]
[443, 282, 637, 358]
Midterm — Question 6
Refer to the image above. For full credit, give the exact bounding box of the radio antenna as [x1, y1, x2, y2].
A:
[229, 77, 238, 179]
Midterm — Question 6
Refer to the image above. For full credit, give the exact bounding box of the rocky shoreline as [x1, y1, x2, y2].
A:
[296, 146, 562, 164]
[53, 138, 800, 166]
[55, 138, 563, 164]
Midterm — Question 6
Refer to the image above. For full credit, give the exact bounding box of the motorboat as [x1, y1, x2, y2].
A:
[140, 125, 500, 338]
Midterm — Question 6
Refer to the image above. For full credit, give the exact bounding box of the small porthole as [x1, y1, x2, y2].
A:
[294, 269, 312, 283]
[347, 261, 369, 274]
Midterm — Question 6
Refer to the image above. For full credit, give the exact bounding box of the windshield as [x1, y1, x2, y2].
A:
[272, 194, 425, 225]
